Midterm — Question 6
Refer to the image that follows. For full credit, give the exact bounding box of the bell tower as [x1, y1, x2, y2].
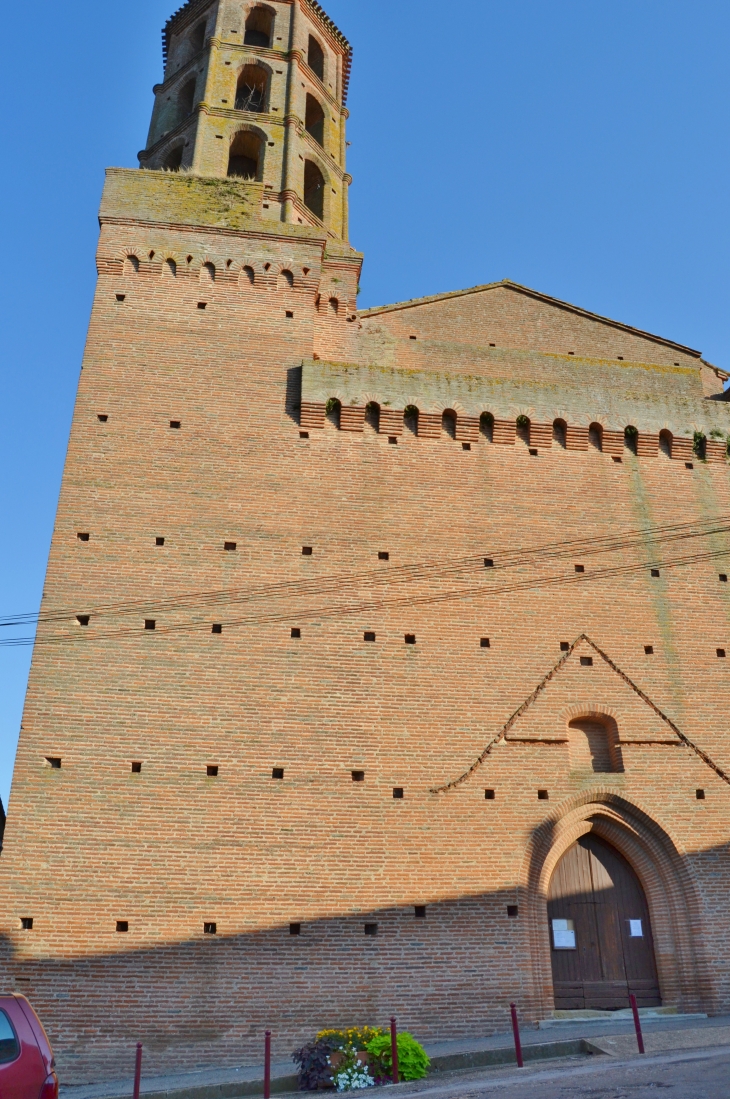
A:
[140, 0, 352, 240]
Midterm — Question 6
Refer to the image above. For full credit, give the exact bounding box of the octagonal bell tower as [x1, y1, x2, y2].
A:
[140, 0, 353, 240]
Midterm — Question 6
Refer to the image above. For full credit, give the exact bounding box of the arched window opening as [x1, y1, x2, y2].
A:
[240, 265, 255, 286]
[163, 258, 177, 278]
[624, 425, 638, 454]
[589, 422, 603, 451]
[244, 6, 273, 48]
[480, 412, 494, 442]
[123, 255, 139, 276]
[328, 297, 339, 314]
[693, 431, 706, 460]
[442, 410, 456, 439]
[305, 94, 325, 146]
[228, 130, 262, 179]
[308, 35, 325, 81]
[189, 22, 206, 53]
[303, 160, 325, 219]
[162, 145, 184, 172]
[235, 66, 267, 112]
[659, 429, 672, 458]
[365, 402, 380, 433]
[325, 397, 341, 429]
[516, 414, 530, 444]
[200, 261, 215, 284]
[278, 269, 294, 290]
[404, 405, 419, 435]
[568, 717, 623, 773]
[178, 77, 197, 121]
[553, 418, 567, 448]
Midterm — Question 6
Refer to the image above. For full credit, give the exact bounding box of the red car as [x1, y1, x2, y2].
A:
[0, 996, 57, 1099]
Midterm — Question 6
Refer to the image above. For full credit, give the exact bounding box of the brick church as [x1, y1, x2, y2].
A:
[2, 0, 730, 1084]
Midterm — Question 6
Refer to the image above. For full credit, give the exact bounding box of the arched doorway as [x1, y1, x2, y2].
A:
[548, 834, 660, 1010]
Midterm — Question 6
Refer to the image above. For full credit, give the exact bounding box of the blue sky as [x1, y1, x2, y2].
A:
[1, 0, 728, 809]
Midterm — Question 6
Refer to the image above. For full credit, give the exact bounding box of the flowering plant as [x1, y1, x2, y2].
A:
[330, 1049, 375, 1092]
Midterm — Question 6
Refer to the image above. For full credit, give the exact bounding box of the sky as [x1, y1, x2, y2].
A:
[1, 0, 728, 809]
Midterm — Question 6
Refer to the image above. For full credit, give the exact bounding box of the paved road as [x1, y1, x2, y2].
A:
[394, 1046, 730, 1099]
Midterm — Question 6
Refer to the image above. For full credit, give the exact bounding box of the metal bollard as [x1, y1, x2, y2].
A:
[509, 1004, 524, 1068]
[264, 1031, 272, 1099]
[390, 1017, 399, 1084]
[629, 994, 645, 1054]
[132, 1043, 142, 1099]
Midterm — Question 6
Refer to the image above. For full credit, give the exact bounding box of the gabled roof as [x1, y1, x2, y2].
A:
[162, 0, 353, 101]
[430, 634, 730, 795]
[359, 278, 704, 360]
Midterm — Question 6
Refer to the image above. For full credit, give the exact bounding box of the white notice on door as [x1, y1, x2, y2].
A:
[629, 919, 643, 937]
[552, 918, 576, 949]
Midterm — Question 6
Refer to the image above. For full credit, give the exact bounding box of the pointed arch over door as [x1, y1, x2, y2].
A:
[548, 834, 660, 1009]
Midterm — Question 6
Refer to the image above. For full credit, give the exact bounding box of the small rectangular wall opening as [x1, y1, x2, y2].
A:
[291, 627, 301, 639]
[393, 787, 404, 799]
[97, 414, 108, 422]
[414, 906, 426, 918]
[364, 923, 378, 936]
[720, 574, 728, 583]
[272, 767, 284, 780]
[77, 532, 90, 542]
[224, 542, 237, 551]
[574, 564, 585, 573]
[203, 922, 217, 934]
[170, 421, 181, 429]
[352, 770, 365, 782]
[378, 552, 390, 560]
[696, 789, 705, 800]
[484, 558, 494, 568]
[116, 921, 129, 933]
[20, 918, 33, 930]
[507, 905, 519, 918]
[404, 634, 416, 645]
[480, 638, 491, 648]
[717, 648, 726, 658]
[144, 620, 156, 630]
[560, 641, 570, 651]
[131, 762, 142, 773]
[302, 546, 313, 555]
[290, 922, 301, 935]
[76, 615, 90, 626]
[364, 631, 376, 642]
[580, 656, 593, 666]
[651, 569, 660, 578]
[116, 294, 126, 302]
[537, 789, 549, 800]
[212, 624, 223, 634]
[45, 757, 61, 769]
[156, 537, 165, 546]
[299, 431, 309, 439]
[644, 645, 654, 654]
[207, 765, 219, 777]
[485, 789, 495, 800]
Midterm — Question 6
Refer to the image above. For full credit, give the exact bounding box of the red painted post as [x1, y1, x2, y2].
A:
[132, 1043, 142, 1099]
[390, 1017, 399, 1084]
[629, 994, 645, 1054]
[509, 1004, 524, 1068]
[264, 1031, 272, 1099]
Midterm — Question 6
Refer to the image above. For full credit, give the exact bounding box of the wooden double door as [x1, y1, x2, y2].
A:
[548, 834, 661, 1010]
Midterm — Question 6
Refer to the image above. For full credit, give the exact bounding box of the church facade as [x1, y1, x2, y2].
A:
[2, 0, 730, 1084]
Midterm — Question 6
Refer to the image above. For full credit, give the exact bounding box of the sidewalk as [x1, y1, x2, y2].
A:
[60, 1012, 730, 1099]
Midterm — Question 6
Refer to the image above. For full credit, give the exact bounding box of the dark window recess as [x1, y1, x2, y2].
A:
[299, 431, 309, 439]
[612, 456, 622, 463]
[286, 311, 294, 318]
[462, 442, 471, 451]
[97, 414, 108, 422]
[537, 789, 549, 800]
[409, 335, 417, 340]
[480, 638, 491, 648]
[204, 922, 217, 935]
[378, 552, 390, 561]
[131, 762, 142, 774]
[717, 648, 726, 658]
[116, 921, 129, 933]
[272, 767, 285, 779]
[207, 765, 219, 777]
[580, 656, 593, 666]
[414, 906, 426, 919]
[170, 420, 181, 429]
[574, 564, 585, 573]
[364, 631, 376, 642]
[560, 641, 570, 652]
[651, 569, 660, 578]
[212, 624, 223, 634]
[115, 293, 126, 302]
[720, 574, 728, 583]
[144, 620, 156, 631]
[507, 905, 519, 918]
[20, 918, 33, 930]
[156, 537, 165, 546]
[45, 757, 61, 769]
[224, 542, 237, 551]
[290, 922, 301, 936]
[302, 546, 313, 555]
[404, 634, 416, 645]
[352, 770, 365, 782]
[291, 628, 301, 639]
[485, 789, 495, 800]
[393, 787, 404, 799]
[77, 532, 90, 542]
[696, 789, 706, 800]
[388, 436, 398, 445]
[644, 645, 654, 655]
[529, 448, 538, 456]
[76, 615, 90, 626]
[685, 462, 694, 470]
[484, 558, 494, 568]
[364, 923, 378, 936]
[197, 302, 207, 310]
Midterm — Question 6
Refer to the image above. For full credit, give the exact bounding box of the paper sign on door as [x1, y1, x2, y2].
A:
[552, 918, 576, 949]
[629, 919, 643, 938]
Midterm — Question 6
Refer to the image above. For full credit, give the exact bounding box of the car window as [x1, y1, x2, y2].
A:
[0, 1011, 20, 1064]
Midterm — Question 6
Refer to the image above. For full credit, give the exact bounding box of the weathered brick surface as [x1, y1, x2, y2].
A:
[2, 5, 730, 1088]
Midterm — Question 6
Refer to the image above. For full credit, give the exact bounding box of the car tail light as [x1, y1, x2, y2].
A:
[38, 1073, 58, 1099]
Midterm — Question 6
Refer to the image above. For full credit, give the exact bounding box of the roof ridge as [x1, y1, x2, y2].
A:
[429, 633, 730, 794]
[358, 279, 703, 358]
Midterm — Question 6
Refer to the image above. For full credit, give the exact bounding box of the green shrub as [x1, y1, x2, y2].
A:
[365, 1032, 430, 1081]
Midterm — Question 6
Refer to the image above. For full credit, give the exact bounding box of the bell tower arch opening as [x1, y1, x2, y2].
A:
[548, 834, 660, 1010]
[303, 160, 325, 220]
[228, 130, 263, 179]
[244, 6, 274, 48]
